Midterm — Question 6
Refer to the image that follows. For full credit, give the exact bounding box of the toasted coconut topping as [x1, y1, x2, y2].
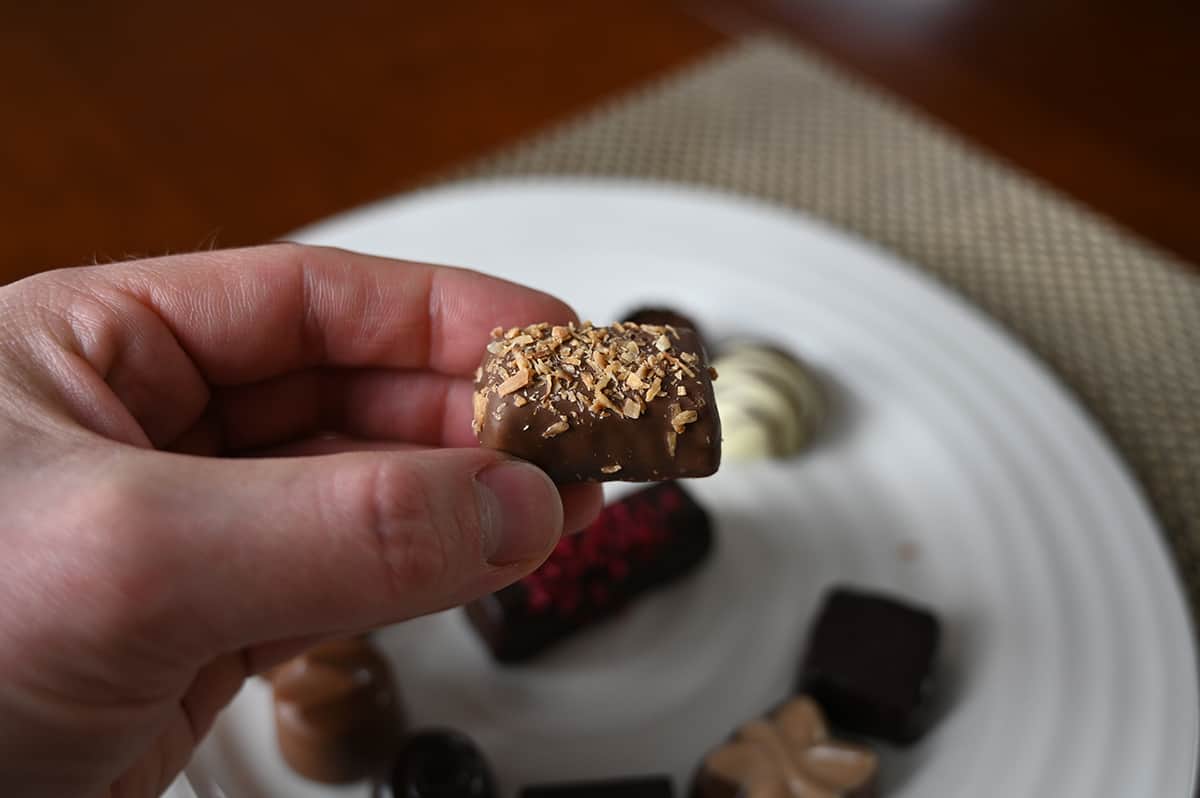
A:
[474, 321, 715, 448]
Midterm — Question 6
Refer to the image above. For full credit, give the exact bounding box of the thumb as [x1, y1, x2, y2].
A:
[115, 447, 563, 653]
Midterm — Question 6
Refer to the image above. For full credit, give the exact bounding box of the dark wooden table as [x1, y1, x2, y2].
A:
[3, 0, 1198, 286]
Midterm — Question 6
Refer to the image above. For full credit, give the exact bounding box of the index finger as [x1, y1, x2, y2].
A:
[97, 243, 577, 384]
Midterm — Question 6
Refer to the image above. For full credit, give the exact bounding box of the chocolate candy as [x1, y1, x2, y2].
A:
[711, 343, 826, 461]
[472, 322, 721, 482]
[625, 306, 706, 352]
[466, 481, 713, 662]
[372, 730, 496, 798]
[523, 776, 674, 798]
[272, 637, 403, 783]
[692, 696, 877, 798]
[798, 587, 940, 744]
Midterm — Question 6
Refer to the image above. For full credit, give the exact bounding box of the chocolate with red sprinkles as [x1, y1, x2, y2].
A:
[465, 481, 713, 662]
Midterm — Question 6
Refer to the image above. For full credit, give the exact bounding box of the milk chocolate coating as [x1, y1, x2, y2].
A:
[273, 637, 403, 783]
[373, 730, 495, 798]
[473, 322, 720, 482]
[798, 587, 940, 744]
[522, 775, 674, 798]
[466, 481, 713, 662]
[691, 697, 878, 798]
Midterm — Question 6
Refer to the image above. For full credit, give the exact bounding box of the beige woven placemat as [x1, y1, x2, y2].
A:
[453, 36, 1200, 613]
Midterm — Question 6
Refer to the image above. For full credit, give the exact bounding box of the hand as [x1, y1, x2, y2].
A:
[0, 244, 603, 797]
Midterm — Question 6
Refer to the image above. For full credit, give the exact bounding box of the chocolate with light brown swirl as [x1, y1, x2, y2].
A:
[271, 637, 404, 784]
[692, 697, 877, 798]
[473, 322, 721, 482]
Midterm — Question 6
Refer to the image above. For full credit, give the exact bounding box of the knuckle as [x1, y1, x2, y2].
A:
[72, 468, 176, 639]
[360, 460, 454, 599]
[83, 468, 151, 526]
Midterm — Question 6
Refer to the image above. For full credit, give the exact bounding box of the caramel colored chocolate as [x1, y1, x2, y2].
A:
[273, 637, 403, 783]
[798, 587, 940, 744]
[692, 697, 877, 798]
[466, 481, 713, 662]
[472, 322, 721, 482]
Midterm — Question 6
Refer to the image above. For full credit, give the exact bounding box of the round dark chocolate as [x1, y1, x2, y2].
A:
[373, 730, 496, 798]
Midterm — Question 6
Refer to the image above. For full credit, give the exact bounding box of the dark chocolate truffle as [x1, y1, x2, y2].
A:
[466, 481, 713, 662]
[798, 587, 941, 744]
[472, 322, 720, 482]
[272, 637, 403, 783]
[373, 730, 495, 798]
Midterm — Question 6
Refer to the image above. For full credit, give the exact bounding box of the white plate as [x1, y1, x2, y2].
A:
[182, 179, 1198, 797]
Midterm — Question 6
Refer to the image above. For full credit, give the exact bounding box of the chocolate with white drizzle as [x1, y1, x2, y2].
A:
[712, 343, 826, 461]
[472, 322, 721, 482]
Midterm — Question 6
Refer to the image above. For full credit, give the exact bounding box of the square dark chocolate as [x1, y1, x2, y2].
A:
[797, 587, 940, 744]
[522, 776, 674, 798]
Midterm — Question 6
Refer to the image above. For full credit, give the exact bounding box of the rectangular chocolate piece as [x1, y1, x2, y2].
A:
[522, 776, 674, 798]
[466, 481, 713, 662]
[797, 587, 941, 744]
[472, 322, 721, 482]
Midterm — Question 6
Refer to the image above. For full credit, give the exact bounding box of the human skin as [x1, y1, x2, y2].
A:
[0, 244, 602, 797]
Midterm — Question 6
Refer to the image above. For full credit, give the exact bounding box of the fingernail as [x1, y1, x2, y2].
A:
[475, 461, 563, 565]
